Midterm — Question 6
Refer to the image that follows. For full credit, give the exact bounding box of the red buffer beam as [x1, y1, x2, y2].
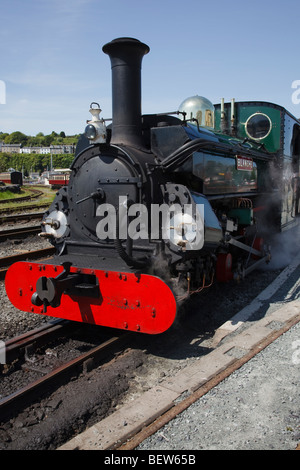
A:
[5, 262, 177, 335]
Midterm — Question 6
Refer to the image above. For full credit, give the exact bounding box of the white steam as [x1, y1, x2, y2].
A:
[265, 222, 300, 270]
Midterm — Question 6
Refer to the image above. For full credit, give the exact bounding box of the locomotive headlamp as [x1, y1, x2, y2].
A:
[41, 210, 68, 239]
[85, 124, 97, 140]
[170, 212, 197, 245]
[85, 102, 107, 143]
[166, 209, 204, 251]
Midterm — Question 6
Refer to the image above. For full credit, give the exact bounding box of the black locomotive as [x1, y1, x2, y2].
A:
[5, 37, 300, 334]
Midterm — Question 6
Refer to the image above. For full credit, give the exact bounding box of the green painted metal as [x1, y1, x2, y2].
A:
[227, 208, 253, 225]
[237, 104, 281, 153]
[214, 101, 283, 154]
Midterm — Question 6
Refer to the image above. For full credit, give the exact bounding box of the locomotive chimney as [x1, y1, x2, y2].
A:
[102, 37, 149, 148]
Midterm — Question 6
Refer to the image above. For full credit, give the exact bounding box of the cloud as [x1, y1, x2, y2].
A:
[0, 80, 6, 105]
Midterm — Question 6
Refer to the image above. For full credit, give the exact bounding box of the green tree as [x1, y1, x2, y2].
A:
[42, 135, 53, 146]
[4, 131, 28, 146]
[0, 132, 9, 141]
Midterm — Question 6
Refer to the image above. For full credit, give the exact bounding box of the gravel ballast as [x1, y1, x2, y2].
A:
[137, 322, 300, 451]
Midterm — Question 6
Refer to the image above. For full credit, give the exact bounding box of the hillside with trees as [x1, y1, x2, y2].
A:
[0, 131, 80, 175]
[0, 130, 79, 147]
[0, 152, 75, 176]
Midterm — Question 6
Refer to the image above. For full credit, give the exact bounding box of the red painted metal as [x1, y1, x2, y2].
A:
[236, 155, 253, 171]
[216, 253, 233, 282]
[252, 237, 264, 260]
[48, 178, 69, 186]
[5, 262, 177, 335]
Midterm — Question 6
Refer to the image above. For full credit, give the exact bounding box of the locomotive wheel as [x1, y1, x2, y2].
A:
[216, 253, 233, 283]
[252, 237, 264, 259]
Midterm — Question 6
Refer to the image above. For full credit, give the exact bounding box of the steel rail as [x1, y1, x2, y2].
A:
[0, 225, 41, 241]
[3, 319, 70, 363]
[0, 203, 50, 215]
[0, 247, 55, 279]
[0, 212, 44, 225]
[117, 313, 300, 450]
[0, 246, 55, 268]
[0, 332, 130, 422]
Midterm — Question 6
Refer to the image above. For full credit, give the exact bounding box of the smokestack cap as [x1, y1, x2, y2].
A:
[102, 37, 150, 57]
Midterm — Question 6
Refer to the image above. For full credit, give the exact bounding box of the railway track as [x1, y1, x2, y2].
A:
[58, 302, 300, 451]
[58, 253, 300, 451]
[0, 225, 42, 242]
[0, 247, 55, 279]
[0, 203, 50, 215]
[1, 230, 299, 449]
[0, 322, 131, 423]
[0, 212, 44, 225]
[3, 319, 70, 364]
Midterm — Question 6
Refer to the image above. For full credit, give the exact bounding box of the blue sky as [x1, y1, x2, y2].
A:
[0, 0, 299, 135]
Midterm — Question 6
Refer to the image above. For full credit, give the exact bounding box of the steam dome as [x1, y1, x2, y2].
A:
[178, 95, 215, 129]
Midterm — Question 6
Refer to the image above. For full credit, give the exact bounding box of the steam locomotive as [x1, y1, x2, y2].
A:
[5, 37, 300, 334]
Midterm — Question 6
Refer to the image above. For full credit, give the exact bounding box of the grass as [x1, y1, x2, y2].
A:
[0, 188, 32, 200]
[0, 185, 56, 211]
[0, 190, 21, 200]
